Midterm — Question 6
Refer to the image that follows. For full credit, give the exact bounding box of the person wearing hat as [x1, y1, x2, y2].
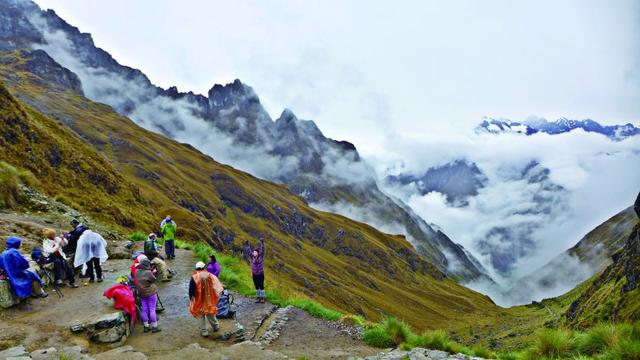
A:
[144, 233, 172, 282]
[0, 236, 48, 299]
[42, 228, 78, 288]
[189, 261, 222, 337]
[135, 256, 160, 333]
[160, 216, 177, 260]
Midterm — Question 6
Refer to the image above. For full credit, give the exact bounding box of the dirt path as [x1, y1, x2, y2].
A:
[0, 213, 378, 359]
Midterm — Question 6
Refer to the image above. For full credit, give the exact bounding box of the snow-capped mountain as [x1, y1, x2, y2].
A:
[477, 117, 640, 141]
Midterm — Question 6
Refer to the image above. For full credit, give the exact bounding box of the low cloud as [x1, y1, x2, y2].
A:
[379, 129, 640, 304]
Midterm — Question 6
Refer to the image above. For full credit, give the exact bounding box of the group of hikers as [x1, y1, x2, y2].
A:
[0, 214, 269, 339]
[0, 218, 108, 299]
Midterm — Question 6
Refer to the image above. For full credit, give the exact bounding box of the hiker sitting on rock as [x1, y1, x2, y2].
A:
[74, 230, 108, 285]
[189, 261, 222, 337]
[135, 256, 161, 333]
[144, 233, 173, 282]
[0, 236, 48, 299]
[42, 228, 78, 288]
[160, 216, 176, 260]
[244, 238, 266, 303]
[207, 254, 221, 277]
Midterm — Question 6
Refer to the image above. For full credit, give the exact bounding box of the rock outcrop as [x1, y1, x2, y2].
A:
[86, 312, 130, 344]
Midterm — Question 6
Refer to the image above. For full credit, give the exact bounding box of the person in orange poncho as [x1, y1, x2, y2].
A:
[189, 261, 222, 337]
[103, 275, 137, 322]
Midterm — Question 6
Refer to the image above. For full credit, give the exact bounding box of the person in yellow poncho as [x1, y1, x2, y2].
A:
[189, 261, 223, 337]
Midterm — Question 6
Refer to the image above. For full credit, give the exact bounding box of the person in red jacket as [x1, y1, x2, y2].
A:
[103, 275, 137, 322]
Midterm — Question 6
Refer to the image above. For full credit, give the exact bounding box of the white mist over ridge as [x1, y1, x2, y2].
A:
[22, 0, 640, 304]
[377, 129, 640, 306]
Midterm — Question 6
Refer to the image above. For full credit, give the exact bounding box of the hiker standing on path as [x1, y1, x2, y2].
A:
[244, 238, 266, 303]
[73, 230, 108, 285]
[64, 219, 88, 278]
[0, 237, 48, 299]
[144, 233, 172, 282]
[160, 216, 177, 260]
[207, 254, 221, 277]
[42, 228, 78, 288]
[136, 257, 161, 333]
[189, 261, 222, 337]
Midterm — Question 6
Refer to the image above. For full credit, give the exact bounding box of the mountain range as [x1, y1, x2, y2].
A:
[0, 0, 489, 282]
[476, 117, 640, 141]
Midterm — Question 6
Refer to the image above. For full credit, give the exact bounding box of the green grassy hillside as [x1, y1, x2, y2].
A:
[0, 50, 502, 333]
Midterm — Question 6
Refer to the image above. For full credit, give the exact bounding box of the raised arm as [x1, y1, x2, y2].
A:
[260, 238, 265, 260]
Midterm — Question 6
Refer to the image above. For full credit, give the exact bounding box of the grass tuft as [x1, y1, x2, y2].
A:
[128, 231, 147, 242]
[363, 326, 395, 348]
[574, 323, 619, 355]
[535, 328, 573, 358]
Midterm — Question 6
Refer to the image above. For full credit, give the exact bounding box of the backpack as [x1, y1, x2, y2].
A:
[30, 247, 46, 266]
[217, 289, 235, 318]
[144, 240, 158, 259]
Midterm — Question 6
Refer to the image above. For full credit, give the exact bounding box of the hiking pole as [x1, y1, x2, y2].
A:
[156, 293, 165, 312]
[38, 263, 63, 298]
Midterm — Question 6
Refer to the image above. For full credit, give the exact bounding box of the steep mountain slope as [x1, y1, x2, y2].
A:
[0, 0, 488, 281]
[505, 206, 637, 305]
[477, 117, 640, 141]
[0, 55, 500, 331]
[565, 222, 640, 328]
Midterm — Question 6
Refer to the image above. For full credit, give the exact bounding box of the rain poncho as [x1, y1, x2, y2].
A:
[189, 270, 219, 317]
[73, 230, 108, 273]
[0, 237, 44, 298]
[103, 283, 137, 321]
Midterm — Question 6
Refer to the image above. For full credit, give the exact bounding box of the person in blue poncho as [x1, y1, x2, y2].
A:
[0, 236, 48, 299]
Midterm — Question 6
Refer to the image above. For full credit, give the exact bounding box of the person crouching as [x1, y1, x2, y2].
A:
[135, 256, 160, 333]
[189, 261, 222, 337]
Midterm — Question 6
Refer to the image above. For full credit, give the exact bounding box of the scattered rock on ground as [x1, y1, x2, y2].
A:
[361, 348, 487, 360]
[0, 345, 28, 358]
[29, 347, 57, 360]
[86, 311, 129, 344]
[93, 345, 147, 360]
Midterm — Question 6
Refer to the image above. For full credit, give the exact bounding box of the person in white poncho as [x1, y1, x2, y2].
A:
[73, 230, 108, 285]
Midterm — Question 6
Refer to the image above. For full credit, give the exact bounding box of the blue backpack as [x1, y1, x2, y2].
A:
[217, 290, 235, 318]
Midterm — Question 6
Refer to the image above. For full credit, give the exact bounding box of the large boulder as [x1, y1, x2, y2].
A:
[86, 311, 129, 344]
[106, 240, 133, 260]
[0, 345, 28, 358]
[0, 279, 20, 308]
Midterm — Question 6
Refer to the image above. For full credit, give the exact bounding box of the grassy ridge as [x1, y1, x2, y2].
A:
[0, 53, 504, 336]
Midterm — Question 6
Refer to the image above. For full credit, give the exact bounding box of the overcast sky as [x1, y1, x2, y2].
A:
[33, 0, 640, 156]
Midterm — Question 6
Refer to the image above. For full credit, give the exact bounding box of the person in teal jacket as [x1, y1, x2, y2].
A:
[160, 216, 177, 260]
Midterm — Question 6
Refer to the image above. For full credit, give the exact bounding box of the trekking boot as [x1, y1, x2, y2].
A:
[200, 329, 209, 337]
[89, 278, 95, 283]
[151, 327, 161, 333]
[213, 324, 220, 332]
[143, 326, 150, 333]
[67, 282, 79, 288]
[97, 277, 104, 283]
[55, 279, 64, 285]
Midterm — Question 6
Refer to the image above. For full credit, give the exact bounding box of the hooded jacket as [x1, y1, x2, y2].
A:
[103, 283, 137, 321]
[135, 258, 157, 298]
[0, 237, 43, 298]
